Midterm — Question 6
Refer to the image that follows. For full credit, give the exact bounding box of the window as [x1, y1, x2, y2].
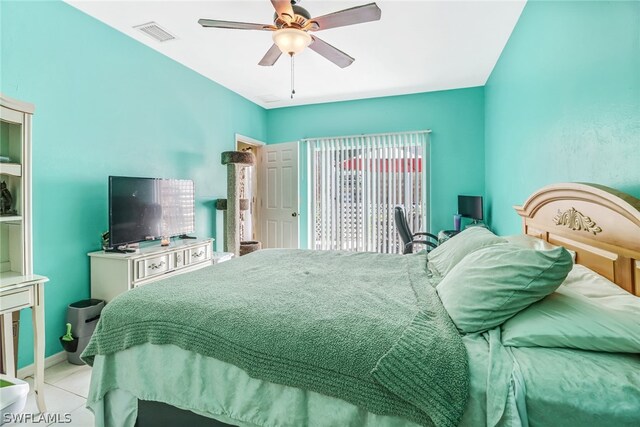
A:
[307, 131, 429, 253]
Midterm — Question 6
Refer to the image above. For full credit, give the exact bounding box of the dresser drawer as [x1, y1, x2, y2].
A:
[134, 254, 171, 283]
[187, 243, 211, 265]
[174, 250, 187, 269]
[0, 288, 33, 313]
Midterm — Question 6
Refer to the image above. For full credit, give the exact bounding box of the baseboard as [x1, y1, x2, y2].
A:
[16, 351, 67, 379]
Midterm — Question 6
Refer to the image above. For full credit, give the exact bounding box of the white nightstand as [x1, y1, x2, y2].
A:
[212, 252, 234, 264]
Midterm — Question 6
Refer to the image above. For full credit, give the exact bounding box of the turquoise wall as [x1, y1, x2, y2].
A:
[267, 87, 486, 248]
[1, 1, 267, 367]
[485, 0, 640, 234]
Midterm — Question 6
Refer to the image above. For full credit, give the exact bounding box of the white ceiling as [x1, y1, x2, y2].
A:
[65, 0, 526, 109]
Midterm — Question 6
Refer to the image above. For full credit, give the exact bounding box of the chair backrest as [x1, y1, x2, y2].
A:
[394, 206, 412, 247]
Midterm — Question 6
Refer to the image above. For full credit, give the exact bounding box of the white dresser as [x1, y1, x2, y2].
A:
[88, 239, 232, 302]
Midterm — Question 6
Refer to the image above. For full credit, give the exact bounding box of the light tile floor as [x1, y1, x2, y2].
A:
[4, 361, 94, 427]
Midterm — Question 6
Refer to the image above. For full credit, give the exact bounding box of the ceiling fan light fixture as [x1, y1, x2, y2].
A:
[272, 28, 312, 55]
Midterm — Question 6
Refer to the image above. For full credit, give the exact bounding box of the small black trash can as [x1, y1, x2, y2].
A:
[61, 299, 104, 365]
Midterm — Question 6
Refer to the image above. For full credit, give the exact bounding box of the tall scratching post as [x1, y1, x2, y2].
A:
[215, 198, 250, 250]
[221, 151, 255, 256]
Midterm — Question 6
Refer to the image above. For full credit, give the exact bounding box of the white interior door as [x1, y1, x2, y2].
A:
[258, 142, 299, 248]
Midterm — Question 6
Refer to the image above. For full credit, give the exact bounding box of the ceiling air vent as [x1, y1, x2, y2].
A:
[134, 22, 176, 42]
[258, 94, 281, 104]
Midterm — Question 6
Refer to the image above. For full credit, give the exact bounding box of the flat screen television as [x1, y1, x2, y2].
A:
[108, 176, 195, 248]
[458, 195, 483, 221]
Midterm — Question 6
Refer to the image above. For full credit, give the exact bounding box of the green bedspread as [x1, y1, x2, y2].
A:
[83, 249, 469, 427]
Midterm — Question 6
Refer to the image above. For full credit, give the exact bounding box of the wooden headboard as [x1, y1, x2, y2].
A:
[514, 183, 640, 296]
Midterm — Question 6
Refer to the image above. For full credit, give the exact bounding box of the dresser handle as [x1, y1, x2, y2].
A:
[148, 261, 166, 270]
[192, 251, 204, 259]
[176, 254, 182, 262]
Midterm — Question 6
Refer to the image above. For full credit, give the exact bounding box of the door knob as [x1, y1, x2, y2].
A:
[291, 212, 298, 217]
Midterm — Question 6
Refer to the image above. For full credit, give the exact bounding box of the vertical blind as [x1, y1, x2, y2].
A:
[306, 130, 430, 254]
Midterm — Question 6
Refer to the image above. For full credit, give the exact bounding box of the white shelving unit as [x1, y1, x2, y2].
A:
[0, 93, 49, 413]
[0, 96, 30, 277]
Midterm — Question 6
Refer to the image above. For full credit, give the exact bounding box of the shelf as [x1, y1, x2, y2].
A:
[0, 163, 22, 176]
[0, 215, 22, 223]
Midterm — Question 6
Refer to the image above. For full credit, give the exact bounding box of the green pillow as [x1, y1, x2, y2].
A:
[501, 265, 640, 352]
[436, 244, 573, 333]
[427, 226, 506, 276]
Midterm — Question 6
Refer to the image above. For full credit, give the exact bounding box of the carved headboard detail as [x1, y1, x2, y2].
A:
[514, 183, 640, 296]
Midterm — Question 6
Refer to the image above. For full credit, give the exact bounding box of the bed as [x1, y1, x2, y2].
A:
[82, 183, 640, 427]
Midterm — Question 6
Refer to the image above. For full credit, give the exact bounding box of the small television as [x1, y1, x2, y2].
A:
[458, 195, 483, 222]
[108, 176, 195, 248]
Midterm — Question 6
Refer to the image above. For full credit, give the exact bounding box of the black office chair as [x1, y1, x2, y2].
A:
[394, 206, 439, 254]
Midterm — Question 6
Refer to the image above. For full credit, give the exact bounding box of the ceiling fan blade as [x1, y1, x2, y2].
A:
[310, 3, 381, 31]
[198, 19, 273, 31]
[259, 44, 283, 66]
[309, 36, 355, 68]
[270, 0, 294, 24]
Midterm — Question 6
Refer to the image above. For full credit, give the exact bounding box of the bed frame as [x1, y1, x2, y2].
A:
[514, 182, 640, 296]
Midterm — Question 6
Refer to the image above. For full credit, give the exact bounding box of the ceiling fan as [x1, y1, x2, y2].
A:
[198, 0, 382, 69]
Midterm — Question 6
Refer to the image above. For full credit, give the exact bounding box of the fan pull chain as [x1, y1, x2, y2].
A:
[290, 54, 295, 99]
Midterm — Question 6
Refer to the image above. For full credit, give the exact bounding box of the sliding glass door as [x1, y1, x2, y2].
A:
[307, 131, 429, 254]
